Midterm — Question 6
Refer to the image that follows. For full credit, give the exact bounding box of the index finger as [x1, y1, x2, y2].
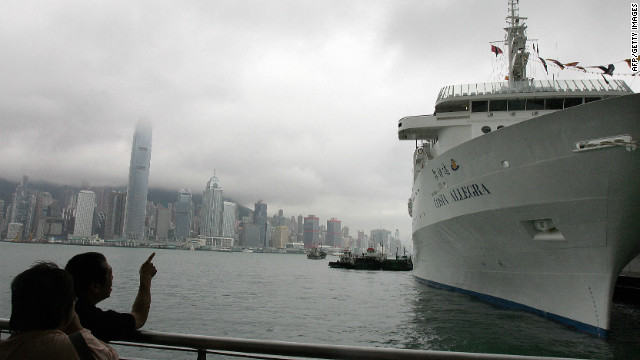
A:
[146, 252, 156, 263]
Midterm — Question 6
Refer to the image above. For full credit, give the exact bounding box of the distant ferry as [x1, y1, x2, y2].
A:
[307, 247, 327, 260]
[397, 0, 640, 337]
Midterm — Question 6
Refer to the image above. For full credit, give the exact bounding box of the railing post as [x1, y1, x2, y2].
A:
[197, 348, 206, 360]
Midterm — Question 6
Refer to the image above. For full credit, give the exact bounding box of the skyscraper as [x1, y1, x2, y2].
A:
[73, 190, 96, 237]
[201, 175, 223, 236]
[9, 178, 36, 240]
[326, 218, 342, 247]
[105, 191, 127, 240]
[222, 201, 237, 239]
[175, 189, 192, 239]
[370, 229, 391, 250]
[272, 226, 289, 248]
[303, 215, 319, 248]
[123, 121, 152, 242]
[254, 200, 268, 247]
[155, 206, 171, 241]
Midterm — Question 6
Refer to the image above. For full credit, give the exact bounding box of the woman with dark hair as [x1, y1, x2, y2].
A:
[0, 262, 118, 360]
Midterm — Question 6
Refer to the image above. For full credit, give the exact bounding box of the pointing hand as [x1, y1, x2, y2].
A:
[140, 252, 157, 282]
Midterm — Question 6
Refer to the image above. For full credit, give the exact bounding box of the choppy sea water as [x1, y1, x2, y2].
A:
[1, 242, 639, 359]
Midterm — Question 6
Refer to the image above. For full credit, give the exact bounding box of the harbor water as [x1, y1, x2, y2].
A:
[1, 242, 639, 359]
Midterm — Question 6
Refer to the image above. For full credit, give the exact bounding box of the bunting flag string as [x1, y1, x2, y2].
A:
[489, 45, 640, 77]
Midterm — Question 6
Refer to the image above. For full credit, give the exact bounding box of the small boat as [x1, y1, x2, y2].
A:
[353, 247, 385, 270]
[307, 247, 327, 259]
[381, 252, 413, 271]
[329, 249, 356, 268]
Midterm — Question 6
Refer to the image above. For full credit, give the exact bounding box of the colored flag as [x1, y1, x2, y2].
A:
[538, 57, 548, 74]
[546, 59, 565, 69]
[491, 45, 503, 57]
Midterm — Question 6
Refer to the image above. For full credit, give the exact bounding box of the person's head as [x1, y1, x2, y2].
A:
[9, 262, 75, 332]
[65, 252, 113, 302]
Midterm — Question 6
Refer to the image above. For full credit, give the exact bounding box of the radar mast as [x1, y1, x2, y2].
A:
[505, 0, 529, 83]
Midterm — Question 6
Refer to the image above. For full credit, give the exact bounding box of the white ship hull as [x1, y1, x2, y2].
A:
[411, 94, 640, 336]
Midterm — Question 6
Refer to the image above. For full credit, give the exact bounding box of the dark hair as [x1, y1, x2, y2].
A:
[10, 262, 75, 332]
[65, 252, 108, 296]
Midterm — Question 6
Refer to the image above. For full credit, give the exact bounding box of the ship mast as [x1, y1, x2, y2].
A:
[504, 0, 529, 83]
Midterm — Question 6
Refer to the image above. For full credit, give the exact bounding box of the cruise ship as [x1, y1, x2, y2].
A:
[398, 1, 640, 337]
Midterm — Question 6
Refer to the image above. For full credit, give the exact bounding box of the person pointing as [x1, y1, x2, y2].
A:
[65, 252, 158, 342]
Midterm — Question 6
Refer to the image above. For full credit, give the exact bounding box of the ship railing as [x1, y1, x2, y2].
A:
[0, 318, 584, 360]
[436, 79, 633, 102]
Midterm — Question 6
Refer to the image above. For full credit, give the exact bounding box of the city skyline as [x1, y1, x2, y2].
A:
[1, 1, 637, 241]
[0, 176, 404, 250]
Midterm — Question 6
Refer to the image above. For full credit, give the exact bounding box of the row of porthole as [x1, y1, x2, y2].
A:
[481, 125, 505, 134]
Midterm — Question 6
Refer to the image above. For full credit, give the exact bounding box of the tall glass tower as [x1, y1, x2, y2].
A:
[222, 201, 237, 239]
[73, 190, 96, 237]
[201, 175, 223, 236]
[175, 189, 192, 239]
[123, 121, 152, 242]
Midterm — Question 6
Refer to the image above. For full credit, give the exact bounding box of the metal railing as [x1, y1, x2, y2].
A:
[0, 318, 583, 360]
[436, 79, 633, 102]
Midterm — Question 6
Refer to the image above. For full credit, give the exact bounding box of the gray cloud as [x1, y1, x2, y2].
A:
[1, 0, 637, 242]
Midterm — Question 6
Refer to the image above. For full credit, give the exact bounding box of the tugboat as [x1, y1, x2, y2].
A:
[307, 247, 327, 260]
[329, 249, 356, 269]
[353, 247, 385, 270]
[381, 249, 413, 271]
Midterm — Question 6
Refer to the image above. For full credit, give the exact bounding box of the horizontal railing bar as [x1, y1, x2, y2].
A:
[0, 318, 583, 360]
[112, 341, 296, 360]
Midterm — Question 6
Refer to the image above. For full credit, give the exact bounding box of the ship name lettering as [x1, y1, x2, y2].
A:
[449, 183, 491, 202]
[433, 194, 450, 208]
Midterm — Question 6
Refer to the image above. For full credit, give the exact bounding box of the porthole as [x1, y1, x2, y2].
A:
[481, 126, 491, 133]
[497, 125, 504, 129]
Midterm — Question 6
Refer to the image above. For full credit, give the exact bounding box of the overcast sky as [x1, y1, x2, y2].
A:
[1, 0, 638, 243]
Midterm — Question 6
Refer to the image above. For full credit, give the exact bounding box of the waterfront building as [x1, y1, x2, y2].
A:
[6, 222, 23, 241]
[303, 215, 319, 248]
[289, 216, 297, 235]
[32, 192, 52, 240]
[254, 200, 268, 247]
[92, 187, 111, 214]
[222, 201, 237, 239]
[0, 200, 5, 238]
[155, 206, 171, 241]
[38, 218, 64, 240]
[123, 121, 152, 242]
[105, 191, 127, 240]
[297, 215, 303, 235]
[201, 175, 223, 236]
[272, 209, 285, 227]
[9, 180, 36, 240]
[272, 226, 289, 248]
[175, 189, 192, 239]
[370, 229, 391, 251]
[199, 235, 235, 248]
[357, 231, 367, 249]
[243, 223, 261, 248]
[73, 190, 96, 237]
[326, 218, 341, 247]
